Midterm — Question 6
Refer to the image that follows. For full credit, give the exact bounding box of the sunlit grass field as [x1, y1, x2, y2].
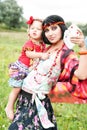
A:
[0, 32, 87, 130]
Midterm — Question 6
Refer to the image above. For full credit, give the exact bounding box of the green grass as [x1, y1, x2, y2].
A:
[0, 31, 87, 130]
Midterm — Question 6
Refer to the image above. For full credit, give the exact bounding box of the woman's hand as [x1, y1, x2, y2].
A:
[73, 30, 87, 80]
[70, 30, 85, 48]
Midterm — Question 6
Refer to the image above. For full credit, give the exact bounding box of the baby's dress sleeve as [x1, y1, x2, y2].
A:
[23, 40, 34, 51]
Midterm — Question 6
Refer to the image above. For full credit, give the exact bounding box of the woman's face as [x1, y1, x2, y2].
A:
[44, 24, 62, 44]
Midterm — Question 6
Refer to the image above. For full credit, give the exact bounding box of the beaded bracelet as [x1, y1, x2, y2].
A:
[78, 51, 87, 55]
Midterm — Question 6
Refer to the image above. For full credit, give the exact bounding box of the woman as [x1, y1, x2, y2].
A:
[8, 15, 87, 130]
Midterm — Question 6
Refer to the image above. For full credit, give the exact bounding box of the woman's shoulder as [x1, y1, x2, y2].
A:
[60, 44, 78, 70]
[61, 44, 77, 60]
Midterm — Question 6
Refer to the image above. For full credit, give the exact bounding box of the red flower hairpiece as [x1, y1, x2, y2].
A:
[26, 16, 34, 25]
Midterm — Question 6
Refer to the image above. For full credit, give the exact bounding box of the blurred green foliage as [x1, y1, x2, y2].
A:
[0, 31, 87, 130]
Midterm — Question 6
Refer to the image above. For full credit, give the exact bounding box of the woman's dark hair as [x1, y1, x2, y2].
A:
[42, 15, 67, 45]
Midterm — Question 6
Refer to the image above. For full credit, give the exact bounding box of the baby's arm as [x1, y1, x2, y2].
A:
[26, 50, 49, 60]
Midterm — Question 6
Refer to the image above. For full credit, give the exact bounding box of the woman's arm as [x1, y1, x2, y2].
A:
[74, 46, 87, 79]
[70, 31, 87, 79]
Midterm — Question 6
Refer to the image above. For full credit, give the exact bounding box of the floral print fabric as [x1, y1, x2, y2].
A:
[49, 44, 87, 102]
[8, 90, 58, 130]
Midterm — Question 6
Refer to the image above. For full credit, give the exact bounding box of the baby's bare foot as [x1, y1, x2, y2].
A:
[5, 107, 14, 121]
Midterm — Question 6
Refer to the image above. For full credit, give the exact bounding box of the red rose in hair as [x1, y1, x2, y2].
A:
[26, 16, 34, 25]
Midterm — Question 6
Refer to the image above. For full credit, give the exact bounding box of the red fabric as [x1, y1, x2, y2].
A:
[49, 82, 87, 104]
[18, 40, 45, 67]
[49, 44, 87, 104]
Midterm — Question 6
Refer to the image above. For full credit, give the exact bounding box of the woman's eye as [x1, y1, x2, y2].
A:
[51, 26, 57, 31]
[44, 29, 49, 33]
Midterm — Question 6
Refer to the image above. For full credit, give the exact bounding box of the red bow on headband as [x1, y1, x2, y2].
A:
[26, 16, 34, 25]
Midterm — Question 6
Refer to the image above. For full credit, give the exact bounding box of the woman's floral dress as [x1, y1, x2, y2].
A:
[8, 48, 60, 130]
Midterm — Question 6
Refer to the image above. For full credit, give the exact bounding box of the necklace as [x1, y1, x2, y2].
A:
[34, 44, 64, 84]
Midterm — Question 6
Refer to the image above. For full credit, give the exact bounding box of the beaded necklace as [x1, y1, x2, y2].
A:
[34, 44, 64, 84]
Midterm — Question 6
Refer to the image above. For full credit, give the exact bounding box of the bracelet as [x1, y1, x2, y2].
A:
[78, 51, 87, 55]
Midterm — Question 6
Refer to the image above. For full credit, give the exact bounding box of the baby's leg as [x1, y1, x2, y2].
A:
[5, 87, 21, 121]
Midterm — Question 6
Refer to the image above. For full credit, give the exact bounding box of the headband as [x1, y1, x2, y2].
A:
[42, 21, 65, 30]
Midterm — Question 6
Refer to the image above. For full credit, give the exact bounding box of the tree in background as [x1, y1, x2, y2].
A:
[66, 22, 87, 36]
[0, 0, 87, 34]
[78, 24, 87, 36]
[0, 0, 4, 23]
[0, 0, 26, 28]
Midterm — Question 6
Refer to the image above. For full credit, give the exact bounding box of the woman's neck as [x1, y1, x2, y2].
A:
[47, 40, 64, 53]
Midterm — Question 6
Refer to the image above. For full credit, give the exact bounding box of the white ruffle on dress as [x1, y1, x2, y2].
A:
[22, 50, 61, 129]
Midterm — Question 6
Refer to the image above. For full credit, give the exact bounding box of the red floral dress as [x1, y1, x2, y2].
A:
[9, 40, 46, 87]
[49, 44, 87, 103]
[19, 40, 45, 67]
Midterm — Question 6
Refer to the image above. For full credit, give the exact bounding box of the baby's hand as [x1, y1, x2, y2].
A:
[9, 68, 19, 77]
[41, 52, 49, 60]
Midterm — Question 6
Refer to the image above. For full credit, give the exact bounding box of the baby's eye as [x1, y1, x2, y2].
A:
[37, 28, 42, 30]
[51, 26, 57, 31]
[31, 27, 34, 30]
